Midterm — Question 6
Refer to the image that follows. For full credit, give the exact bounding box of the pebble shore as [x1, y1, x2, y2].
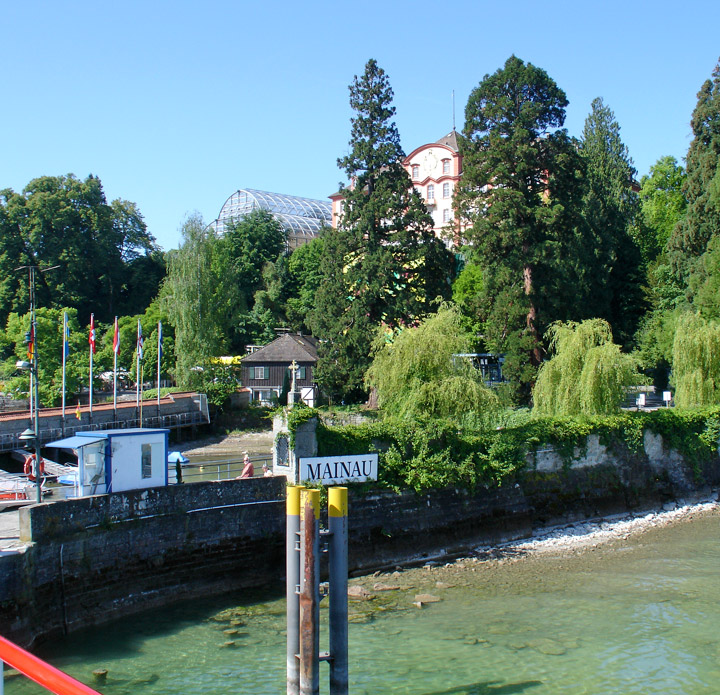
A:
[482, 491, 720, 558]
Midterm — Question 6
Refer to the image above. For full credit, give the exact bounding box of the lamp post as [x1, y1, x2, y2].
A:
[16, 364, 41, 504]
[14, 264, 58, 504]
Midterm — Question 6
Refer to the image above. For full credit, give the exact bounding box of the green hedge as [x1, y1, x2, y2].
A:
[315, 408, 720, 493]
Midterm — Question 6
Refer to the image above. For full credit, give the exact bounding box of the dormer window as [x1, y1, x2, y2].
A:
[442, 159, 451, 175]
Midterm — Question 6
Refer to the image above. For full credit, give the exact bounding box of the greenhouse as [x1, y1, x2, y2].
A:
[208, 188, 332, 250]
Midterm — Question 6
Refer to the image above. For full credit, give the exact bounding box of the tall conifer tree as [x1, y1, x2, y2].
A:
[309, 59, 453, 401]
[668, 59, 720, 300]
[454, 55, 584, 399]
[579, 97, 645, 346]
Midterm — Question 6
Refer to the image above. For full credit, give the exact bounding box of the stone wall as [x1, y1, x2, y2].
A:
[1, 429, 718, 648]
[2, 478, 286, 648]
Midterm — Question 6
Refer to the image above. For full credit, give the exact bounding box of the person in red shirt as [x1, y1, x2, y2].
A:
[239, 452, 254, 479]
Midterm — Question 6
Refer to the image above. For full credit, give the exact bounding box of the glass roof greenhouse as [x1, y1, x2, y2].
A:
[208, 189, 332, 250]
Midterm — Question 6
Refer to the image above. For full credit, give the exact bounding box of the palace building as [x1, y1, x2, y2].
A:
[330, 130, 465, 244]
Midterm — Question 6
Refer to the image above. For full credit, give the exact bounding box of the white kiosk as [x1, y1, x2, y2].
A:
[47, 428, 169, 497]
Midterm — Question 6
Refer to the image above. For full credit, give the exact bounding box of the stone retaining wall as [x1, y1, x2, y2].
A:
[1, 429, 718, 648]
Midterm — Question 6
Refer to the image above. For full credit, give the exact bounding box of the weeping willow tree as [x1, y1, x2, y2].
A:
[672, 313, 720, 407]
[163, 213, 229, 387]
[533, 319, 640, 416]
[365, 306, 499, 424]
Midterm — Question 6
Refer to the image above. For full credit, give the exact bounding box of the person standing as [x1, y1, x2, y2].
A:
[239, 452, 254, 479]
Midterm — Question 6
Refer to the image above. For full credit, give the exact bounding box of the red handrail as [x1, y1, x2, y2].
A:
[0, 635, 102, 694]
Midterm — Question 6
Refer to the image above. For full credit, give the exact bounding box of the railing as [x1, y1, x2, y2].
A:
[0, 635, 102, 694]
[0, 411, 208, 453]
[168, 456, 273, 484]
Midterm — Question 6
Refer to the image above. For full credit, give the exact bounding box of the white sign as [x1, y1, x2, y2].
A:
[663, 391, 672, 403]
[299, 454, 378, 485]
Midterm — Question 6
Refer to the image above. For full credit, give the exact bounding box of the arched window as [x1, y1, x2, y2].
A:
[427, 184, 435, 201]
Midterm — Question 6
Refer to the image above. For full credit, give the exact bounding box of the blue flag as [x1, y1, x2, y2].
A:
[63, 312, 70, 358]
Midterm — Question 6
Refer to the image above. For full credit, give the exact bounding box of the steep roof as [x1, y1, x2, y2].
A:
[242, 333, 318, 364]
[435, 130, 459, 152]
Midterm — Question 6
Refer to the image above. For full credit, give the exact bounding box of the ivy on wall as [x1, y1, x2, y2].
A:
[315, 408, 720, 493]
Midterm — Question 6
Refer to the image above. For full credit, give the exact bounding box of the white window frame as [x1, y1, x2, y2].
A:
[443, 208, 452, 223]
[411, 165, 419, 180]
[443, 182, 451, 198]
[252, 366, 269, 380]
[427, 184, 435, 201]
[442, 159, 451, 175]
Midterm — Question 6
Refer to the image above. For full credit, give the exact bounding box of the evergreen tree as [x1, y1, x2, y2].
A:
[578, 97, 645, 346]
[668, 59, 720, 294]
[308, 59, 454, 401]
[454, 56, 585, 400]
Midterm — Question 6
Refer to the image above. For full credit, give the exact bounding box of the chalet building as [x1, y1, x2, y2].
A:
[241, 333, 318, 406]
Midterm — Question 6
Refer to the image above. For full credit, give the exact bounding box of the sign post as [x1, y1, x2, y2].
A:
[298, 454, 378, 486]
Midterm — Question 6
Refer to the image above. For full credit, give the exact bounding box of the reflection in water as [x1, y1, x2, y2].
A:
[9, 510, 720, 695]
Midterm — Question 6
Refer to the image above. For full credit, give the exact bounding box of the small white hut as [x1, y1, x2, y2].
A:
[46, 428, 169, 497]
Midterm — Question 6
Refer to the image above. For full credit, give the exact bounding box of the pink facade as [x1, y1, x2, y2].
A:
[330, 130, 466, 245]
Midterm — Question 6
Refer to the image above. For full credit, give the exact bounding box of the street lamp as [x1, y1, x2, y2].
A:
[16, 364, 42, 503]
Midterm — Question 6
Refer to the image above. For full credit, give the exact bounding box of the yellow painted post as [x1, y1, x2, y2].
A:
[328, 487, 348, 695]
[286, 486, 305, 695]
[299, 489, 320, 695]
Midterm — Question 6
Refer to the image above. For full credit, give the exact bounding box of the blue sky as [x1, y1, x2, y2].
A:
[1, 1, 718, 252]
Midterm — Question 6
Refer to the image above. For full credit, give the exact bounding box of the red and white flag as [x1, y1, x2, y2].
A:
[113, 316, 120, 354]
[89, 314, 96, 354]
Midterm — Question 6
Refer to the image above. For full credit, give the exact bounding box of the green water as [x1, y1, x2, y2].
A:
[7, 509, 719, 694]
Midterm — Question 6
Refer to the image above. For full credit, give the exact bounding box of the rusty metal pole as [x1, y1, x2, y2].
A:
[328, 487, 349, 695]
[299, 489, 320, 695]
[286, 486, 305, 695]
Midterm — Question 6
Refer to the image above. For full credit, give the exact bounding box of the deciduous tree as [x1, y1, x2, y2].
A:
[532, 319, 641, 416]
[365, 306, 498, 423]
[0, 175, 159, 326]
[672, 312, 720, 407]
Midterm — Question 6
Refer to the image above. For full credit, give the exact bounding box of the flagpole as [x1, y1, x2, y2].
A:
[62, 312, 68, 435]
[113, 316, 119, 424]
[157, 321, 162, 419]
[89, 314, 95, 425]
[136, 319, 142, 426]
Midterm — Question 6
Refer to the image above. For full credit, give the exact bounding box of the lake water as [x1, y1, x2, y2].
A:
[6, 508, 719, 694]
